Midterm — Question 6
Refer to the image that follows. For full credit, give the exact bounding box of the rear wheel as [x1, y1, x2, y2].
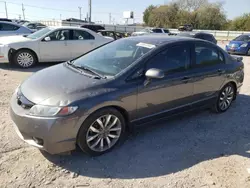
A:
[247, 49, 250, 56]
[13, 49, 37, 68]
[77, 108, 126, 156]
[212, 83, 235, 113]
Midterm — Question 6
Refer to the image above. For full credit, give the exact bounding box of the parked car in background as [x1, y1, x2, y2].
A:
[0, 26, 113, 68]
[23, 22, 47, 32]
[81, 24, 105, 32]
[10, 36, 244, 156]
[177, 32, 217, 44]
[0, 21, 32, 37]
[178, 24, 193, 31]
[16, 20, 30, 25]
[0, 18, 12, 22]
[226, 34, 250, 55]
[97, 30, 125, 40]
[131, 28, 170, 36]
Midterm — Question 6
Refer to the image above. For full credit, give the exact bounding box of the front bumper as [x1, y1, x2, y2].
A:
[0, 45, 10, 63]
[225, 46, 248, 55]
[10, 92, 82, 154]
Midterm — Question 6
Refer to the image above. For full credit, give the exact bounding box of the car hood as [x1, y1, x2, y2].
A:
[20, 63, 109, 106]
[0, 35, 31, 45]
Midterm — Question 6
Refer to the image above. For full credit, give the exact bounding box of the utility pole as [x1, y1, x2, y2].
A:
[109, 13, 111, 24]
[60, 14, 62, 20]
[4, 2, 8, 18]
[88, 0, 91, 23]
[22, 3, 25, 20]
[78, 7, 82, 20]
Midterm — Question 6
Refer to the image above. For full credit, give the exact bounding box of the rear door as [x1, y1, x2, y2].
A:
[68, 29, 98, 59]
[190, 41, 226, 104]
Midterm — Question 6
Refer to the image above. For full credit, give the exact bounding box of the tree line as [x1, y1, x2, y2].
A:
[143, 0, 250, 31]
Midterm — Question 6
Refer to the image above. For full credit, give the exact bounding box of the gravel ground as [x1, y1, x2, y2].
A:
[1, 43, 250, 188]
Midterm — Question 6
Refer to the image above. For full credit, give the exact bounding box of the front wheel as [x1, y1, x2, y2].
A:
[13, 50, 37, 68]
[77, 108, 126, 156]
[212, 83, 235, 113]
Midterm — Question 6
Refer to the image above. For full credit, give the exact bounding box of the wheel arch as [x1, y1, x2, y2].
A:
[8, 48, 39, 63]
[76, 104, 130, 140]
[222, 81, 237, 100]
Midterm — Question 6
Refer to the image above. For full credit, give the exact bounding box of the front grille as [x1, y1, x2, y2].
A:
[16, 90, 34, 109]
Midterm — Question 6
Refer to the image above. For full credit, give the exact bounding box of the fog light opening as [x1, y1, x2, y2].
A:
[32, 137, 44, 146]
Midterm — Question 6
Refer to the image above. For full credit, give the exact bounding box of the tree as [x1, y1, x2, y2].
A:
[195, 3, 227, 30]
[229, 14, 250, 31]
[174, 0, 208, 11]
[143, 5, 156, 25]
[147, 4, 180, 28]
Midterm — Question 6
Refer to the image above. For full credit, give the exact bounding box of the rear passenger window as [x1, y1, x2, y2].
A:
[0, 23, 19, 31]
[73, 30, 95, 40]
[147, 45, 190, 73]
[195, 44, 224, 67]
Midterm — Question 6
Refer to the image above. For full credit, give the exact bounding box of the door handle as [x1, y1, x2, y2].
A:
[182, 76, 190, 83]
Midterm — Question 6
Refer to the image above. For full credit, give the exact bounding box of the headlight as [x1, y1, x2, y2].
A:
[28, 105, 78, 117]
[240, 43, 248, 47]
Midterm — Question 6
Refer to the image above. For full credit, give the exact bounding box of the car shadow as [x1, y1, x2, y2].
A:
[42, 94, 250, 179]
[0, 62, 60, 73]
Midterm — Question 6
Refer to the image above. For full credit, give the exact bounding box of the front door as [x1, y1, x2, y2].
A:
[39, 29, 71, 62]
[136, 44, 194, 122]
[67, 29, 97, 59]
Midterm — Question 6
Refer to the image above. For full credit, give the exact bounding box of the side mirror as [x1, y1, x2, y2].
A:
[145, 68, 164, 79]
[44, 36, 51, 41]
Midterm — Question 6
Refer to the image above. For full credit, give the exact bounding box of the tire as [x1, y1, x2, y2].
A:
[247, 49, 250, 56]
[77, 108, 126, 156]
[212, 83, 236, 113]
[13, 49, 37, 68]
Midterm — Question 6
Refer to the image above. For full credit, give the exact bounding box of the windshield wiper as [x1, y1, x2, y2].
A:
[67, 61, 106, 79]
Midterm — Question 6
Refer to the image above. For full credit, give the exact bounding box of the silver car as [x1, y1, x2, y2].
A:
[0, 21, 32, 37]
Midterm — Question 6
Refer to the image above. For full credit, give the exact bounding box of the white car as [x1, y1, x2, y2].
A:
[0, 21, 32, 37]
[132, 28, 170, 36]
[0, 26, 113, 68]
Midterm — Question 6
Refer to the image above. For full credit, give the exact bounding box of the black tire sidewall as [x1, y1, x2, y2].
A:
[215, 83, 235, 113]
[13, 50, 37, 68]
[77, 108, 126, 156]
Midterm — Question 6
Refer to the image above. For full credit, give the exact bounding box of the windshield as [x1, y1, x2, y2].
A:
[72, 39, 155, 76]
[233, 35, 250, 42]
[26, 27, 52, 39]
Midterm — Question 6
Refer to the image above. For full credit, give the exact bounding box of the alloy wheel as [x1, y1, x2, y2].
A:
[218, 85, 234, 111]
[17, 52, 34, 68]
[86, 114, 122, 152]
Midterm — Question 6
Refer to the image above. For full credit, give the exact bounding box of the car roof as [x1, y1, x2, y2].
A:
[128, 35, 201, 46]
[48, 26, 86, 30]
[0, 21, 20, 25]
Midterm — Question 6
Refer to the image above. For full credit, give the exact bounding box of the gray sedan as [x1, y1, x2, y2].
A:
[10, 36, 244, 156]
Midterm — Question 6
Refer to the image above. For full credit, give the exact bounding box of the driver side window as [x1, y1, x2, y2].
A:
[146, 45, 190, 74]
[46, 29, 70, 41]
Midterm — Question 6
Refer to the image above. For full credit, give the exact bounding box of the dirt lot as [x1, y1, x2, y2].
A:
[1, 43, 250, 188]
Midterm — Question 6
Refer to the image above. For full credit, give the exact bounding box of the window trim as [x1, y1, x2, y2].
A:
[145, 44, 192, 75]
